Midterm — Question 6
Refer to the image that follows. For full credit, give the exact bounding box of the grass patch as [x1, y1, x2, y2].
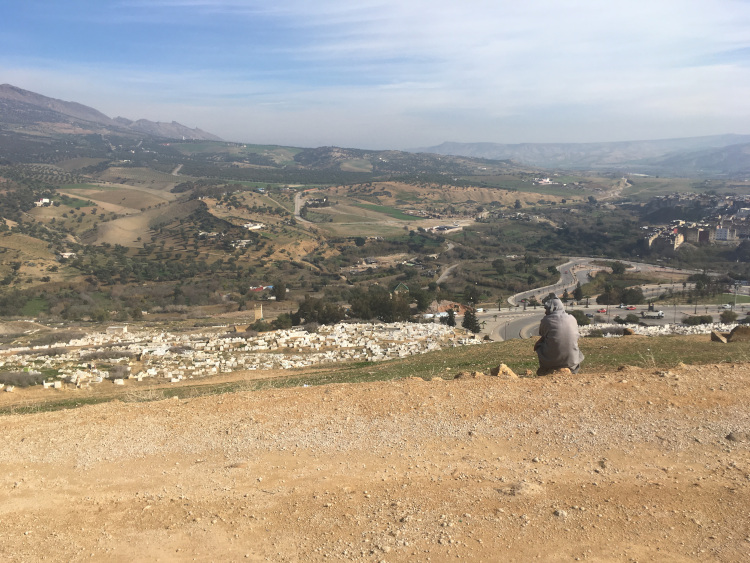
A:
[340, 159, 373, 173]
[20, 297, 48, 317]
[60, 183, 117, 191]
[353, 203, 426, 221]
[58, 195, 94, 209]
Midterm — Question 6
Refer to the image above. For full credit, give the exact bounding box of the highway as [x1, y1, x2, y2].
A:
[475, 302, 744, 342]
[475, 257, 743, 341]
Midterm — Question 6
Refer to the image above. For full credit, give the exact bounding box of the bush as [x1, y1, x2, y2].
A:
[585, 326, 624, 337]
[80, 350, 135, 361]
[105, 365, 130, 380]
[720, 310, 738, 323]
[271, 313, 293, 330]
[248, 319, 272, 332]
[0, 371, 47, 387]
[568, 310, 590, 326]
[29, 331, 85, 346]
[17, 347, 67, 357]
[683, 315, 714, 325]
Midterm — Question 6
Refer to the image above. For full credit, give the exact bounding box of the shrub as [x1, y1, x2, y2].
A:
[106, 365, 130, 380]
[17, 347, 67, 357]
[569, 310, 590, 326]
[720, 310, 738, 323]
[29, 331, 85, 346]
[0, 371, 47, 387]
[271, 313, 293, 330]
[683, 315, 714, 325]
[80, 350, 135, 361]
[248, 319, 272, 332]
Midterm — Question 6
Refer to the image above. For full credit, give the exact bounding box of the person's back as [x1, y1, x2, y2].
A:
[534, 298, 584, 375]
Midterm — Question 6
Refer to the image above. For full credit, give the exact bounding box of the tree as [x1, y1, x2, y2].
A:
[573, 282, 583, 301]
[411, 288, 432, 313]
[271, 281, 287, 301]
[271, 313, 293, 330]
[610, 261, 626, 275]
[462, 307, 481, 333]
[620, 287, 645, 305]
[463, 284, 480, 304]
[491, 258, 506, 276]
[514, 199, 522, 209]
[442, 309, 456, 327]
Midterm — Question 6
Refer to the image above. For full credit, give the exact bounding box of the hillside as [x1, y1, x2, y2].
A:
[414, 135, 750, 176]
[1, 355, 748, 562]
[0, 84, 222, 141]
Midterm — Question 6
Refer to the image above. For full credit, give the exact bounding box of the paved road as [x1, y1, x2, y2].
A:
[437, 263, 459, 285]
[508, 257, 604, 307]
[474, 256, 740, 341]
[474, 301, 744, 342]
[293, 191, 313, 225]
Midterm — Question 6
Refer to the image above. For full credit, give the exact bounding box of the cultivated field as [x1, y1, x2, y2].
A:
[58, 183, 174, 212]
[92, 200, 202, 246]
[95, 167, 181, 191]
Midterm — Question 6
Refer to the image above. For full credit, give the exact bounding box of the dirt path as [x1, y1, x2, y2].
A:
[1, 361, 749, 561]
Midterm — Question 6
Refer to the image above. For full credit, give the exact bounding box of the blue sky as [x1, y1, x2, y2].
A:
[1, 0, 749, 149]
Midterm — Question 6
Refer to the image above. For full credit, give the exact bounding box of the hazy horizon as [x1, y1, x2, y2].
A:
[2, 1, 749, 150]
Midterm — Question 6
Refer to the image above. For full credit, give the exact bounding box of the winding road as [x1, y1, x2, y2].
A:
[475, 258, 716, 341]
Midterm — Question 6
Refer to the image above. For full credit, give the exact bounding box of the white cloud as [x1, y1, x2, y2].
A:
[3, 0, 750, 147]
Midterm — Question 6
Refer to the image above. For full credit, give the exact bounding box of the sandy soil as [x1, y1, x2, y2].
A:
[1, 362, 749, 562]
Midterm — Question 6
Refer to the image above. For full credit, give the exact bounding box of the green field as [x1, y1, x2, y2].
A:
[340, 159, 373, 173]
[58, 195, 94, 208]
[20, 297, 48, 317]
[60, 183, 117, 191]
[353, 203, 426, 221]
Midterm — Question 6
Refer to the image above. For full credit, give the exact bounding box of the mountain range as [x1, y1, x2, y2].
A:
[1, 83, 749, 177]
[411, 136, 750, 176]
[0, 84, 222, 141]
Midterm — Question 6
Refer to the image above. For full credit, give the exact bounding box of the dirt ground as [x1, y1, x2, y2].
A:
[1, 362, 749, 562]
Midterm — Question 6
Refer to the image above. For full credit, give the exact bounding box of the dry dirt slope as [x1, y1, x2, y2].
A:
[1, 362, 749, 562]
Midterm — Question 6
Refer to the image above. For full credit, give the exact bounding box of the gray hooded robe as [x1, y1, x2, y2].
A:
[534, 298, 584, 373]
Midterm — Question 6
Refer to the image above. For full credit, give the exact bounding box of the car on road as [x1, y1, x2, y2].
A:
[721, 304, 733, 309]
[585, 313, 594, 318]
[597, 308, 607, 313]
[626, 305, 636, 310]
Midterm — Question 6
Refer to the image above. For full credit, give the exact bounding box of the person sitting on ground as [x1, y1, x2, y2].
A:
[534, 297, 584, 376]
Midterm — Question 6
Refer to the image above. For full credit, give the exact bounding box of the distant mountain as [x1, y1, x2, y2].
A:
[0, 84, 222, 141]
[643, 142, 750, 177]
[411, 135, 750, 176]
